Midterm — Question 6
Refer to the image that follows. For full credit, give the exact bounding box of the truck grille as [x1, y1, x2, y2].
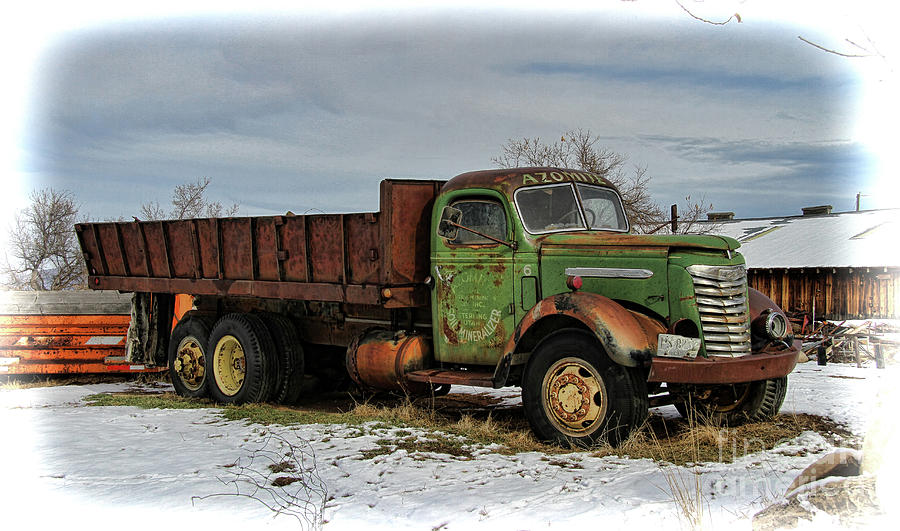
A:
[686, 264, 751, 356]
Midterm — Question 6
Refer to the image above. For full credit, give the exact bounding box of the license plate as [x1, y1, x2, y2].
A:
[657, 334, 701, 358]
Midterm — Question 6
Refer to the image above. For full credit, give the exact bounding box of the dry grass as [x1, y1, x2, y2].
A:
[1, 373, 163, 390]
[591, 412, 855, 466]
[83, 390, 855, 464]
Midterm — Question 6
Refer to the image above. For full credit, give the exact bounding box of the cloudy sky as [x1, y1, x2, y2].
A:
[3, 1, 898, 236]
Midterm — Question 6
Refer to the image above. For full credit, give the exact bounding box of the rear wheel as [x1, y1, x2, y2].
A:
[522, 330, 647, 447]
[168, 313, 214, 398]
[675, 377, 788, 425]
[207, 313, 274, 404]
[261, 313, 305, 404]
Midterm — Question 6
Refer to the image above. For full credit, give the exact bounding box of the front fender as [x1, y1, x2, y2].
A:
[748, 287, 788, 321]
[501, 292, 665, 372]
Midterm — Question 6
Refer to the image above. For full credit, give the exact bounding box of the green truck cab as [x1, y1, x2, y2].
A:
[77, 167, 800, 446]
[425, 168, 798, 445]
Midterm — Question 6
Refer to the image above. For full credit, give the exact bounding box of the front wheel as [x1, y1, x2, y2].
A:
[522, 331, 648, 447]
[674, 377, 788, 425]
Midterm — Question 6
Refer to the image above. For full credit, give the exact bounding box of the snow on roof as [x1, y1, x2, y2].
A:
[698, 209, 900, 269]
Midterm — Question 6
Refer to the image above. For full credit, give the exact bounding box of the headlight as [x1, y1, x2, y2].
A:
[752, 308, 789, 340]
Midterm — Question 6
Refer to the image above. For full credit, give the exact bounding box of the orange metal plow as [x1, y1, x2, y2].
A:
[0, 292, 165, 376]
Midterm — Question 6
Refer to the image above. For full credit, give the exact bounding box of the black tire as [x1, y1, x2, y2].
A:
[261, 313, 305, 405]
[207, 313, 274, 404]
[522, 330, 648, 447]
[675, 377, 788, 425]
[168, 312, 214, 398]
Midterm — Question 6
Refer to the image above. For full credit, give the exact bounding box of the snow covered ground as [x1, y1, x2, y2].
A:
[1, 362, 895, 531]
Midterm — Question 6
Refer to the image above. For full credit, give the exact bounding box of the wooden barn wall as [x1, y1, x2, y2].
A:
[747, 268, 900, 320]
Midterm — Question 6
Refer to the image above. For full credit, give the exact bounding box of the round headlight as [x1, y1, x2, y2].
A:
[765, 312, 788, 339]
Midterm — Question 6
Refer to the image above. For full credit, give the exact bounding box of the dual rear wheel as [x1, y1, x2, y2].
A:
[167, 312, 305, 405]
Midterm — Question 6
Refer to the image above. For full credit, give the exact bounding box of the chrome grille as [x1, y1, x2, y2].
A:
[687, 264, 751, 356]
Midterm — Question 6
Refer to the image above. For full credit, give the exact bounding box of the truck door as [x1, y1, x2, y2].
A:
[432, 197, 515, 365]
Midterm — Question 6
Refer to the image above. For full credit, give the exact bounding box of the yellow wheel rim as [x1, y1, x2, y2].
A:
[213, 334, 246, 396]
[542, 357, 607, 436]
[174, 336, 206, 391]
[705, 384, 752, 413]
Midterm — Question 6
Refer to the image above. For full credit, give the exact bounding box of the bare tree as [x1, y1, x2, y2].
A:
[140, 177, 239, 221]
[3, 188, 87, 290]
[494, 129, 712, 233]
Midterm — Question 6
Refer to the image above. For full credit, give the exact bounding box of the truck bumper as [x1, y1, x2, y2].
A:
[647, 340, 801, 384]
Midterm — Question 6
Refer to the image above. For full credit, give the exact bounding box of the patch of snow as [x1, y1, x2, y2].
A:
[1, 362, 895, 530]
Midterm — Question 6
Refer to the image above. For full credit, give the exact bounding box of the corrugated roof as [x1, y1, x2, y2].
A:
[696, 209, 900, 269]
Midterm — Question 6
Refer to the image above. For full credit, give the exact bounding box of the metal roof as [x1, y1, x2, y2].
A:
[697, 209, 900, 269]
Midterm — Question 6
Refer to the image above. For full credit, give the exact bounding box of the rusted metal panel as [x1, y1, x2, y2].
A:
[119, 223, 149, 277]
[195, 218, 220, 279]
[77, 179, 445, 307]
[308, 215, 344, 283]
[96, 224, 126, 276]
[346, 213, 381, 285]
[504, 292, 666, 369]
[281, 215, 309, 282]
[647, 343, 800, 384]
[383, 180, 443, 285]
[167, 220, 195, 278]
[255, 217, 280, 281]
[89, 275, 382, 304]
[221, 218, 253, 280]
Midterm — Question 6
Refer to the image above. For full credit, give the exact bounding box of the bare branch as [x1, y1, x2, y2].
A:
[675, 0, 741, 26]
[139, 201, 166, 221]
[193, 432, 327, 530]
[796, 35, 878, 59]
[140, 177, 240, 220]
[3, 188, 86, 290]
[494, 131, 714, 234]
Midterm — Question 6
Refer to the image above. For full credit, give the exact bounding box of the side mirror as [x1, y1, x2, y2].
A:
[437, 206, 462, 240]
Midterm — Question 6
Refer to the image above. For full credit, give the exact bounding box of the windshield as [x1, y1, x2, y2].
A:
[514, 183, 628, 234]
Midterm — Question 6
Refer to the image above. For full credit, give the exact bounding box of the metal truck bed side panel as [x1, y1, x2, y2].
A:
[76, 180, 444, 307]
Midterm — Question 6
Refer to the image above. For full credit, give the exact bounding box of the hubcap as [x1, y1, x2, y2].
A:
[542, 357, 607, 436]
[213, 334, 246, 396]
[175, 336, 205, 391]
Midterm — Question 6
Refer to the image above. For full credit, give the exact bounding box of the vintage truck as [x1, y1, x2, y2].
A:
[76, 167, 800, 446]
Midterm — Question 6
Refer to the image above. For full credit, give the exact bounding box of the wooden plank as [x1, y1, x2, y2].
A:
[0, 291, 132, 315]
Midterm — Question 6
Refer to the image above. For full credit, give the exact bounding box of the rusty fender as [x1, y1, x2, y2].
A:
[493, 292, 665, 384]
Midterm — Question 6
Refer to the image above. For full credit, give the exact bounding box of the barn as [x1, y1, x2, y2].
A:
[698, 206, 900, 320]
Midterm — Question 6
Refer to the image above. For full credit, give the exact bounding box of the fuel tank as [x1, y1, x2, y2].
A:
[345, 329, 433, 394]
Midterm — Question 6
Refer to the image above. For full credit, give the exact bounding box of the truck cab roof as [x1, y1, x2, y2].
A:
[442, 167, 619, 197]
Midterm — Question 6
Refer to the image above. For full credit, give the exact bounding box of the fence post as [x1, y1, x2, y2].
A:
[875, 343, 885, 369]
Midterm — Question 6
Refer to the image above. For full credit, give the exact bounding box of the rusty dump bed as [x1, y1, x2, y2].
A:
[76, 180, 444, 308]
[0, 290, 163, 375]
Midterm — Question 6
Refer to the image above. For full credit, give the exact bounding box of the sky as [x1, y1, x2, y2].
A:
[2, 1, 898, 242]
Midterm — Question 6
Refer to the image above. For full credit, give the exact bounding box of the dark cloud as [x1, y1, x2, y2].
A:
[514, 62, 850, 95]
[642, 135, 869, 176]
[20, 12, 870, 221]
[640, 135, 875, 216]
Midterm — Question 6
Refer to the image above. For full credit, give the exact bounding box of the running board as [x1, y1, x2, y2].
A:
[405, 369, 494, 388]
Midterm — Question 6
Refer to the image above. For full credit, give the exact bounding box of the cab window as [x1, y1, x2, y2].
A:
[449, 199, 507, 245]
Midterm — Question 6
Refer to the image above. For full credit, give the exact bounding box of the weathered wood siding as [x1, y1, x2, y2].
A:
[747, 267, 900, 319]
